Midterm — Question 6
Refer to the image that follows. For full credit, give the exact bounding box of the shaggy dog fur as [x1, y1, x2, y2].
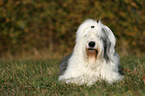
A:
[58, 19, 124, 86]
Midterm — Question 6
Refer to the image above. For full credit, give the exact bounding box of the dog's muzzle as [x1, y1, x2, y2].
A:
[88, 41, 95, 48]
[86, 41, 98, 58]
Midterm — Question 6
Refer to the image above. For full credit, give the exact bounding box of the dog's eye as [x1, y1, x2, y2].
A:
[96, 35, 100, 38]
[96, 35, 102, 40]
[84, 34, 87, 38]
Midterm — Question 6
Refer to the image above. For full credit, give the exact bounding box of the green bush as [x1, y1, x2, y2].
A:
[0, 0, 144, 56]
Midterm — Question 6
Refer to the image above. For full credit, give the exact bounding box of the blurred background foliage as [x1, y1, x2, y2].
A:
[0, 0, 145, 59]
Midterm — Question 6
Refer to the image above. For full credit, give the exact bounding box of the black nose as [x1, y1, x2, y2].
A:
[88, 41, 95, 48]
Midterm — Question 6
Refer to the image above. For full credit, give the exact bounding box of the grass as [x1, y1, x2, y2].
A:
[0, 56, 145, 96]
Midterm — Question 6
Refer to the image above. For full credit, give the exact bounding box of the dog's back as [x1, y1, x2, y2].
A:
[59, 54, 71, 75]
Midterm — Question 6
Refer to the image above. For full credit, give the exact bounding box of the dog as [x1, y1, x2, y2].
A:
[58, 19, 124, 86]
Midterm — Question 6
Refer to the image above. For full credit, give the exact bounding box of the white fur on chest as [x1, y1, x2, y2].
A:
[59, 57, 123, 86]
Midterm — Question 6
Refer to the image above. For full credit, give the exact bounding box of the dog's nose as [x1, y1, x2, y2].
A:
[88, 41, 95, 48]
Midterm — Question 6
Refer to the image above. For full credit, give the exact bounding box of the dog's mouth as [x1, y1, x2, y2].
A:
[86, 48, 98, 59]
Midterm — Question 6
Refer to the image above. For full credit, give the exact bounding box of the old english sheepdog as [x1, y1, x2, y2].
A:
[58, 19, 124, 86]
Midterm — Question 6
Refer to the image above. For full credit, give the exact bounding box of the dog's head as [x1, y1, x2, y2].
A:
[75, 19, 116, 62]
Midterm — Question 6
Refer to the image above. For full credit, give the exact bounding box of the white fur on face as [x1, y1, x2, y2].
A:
[76, 20, 105, 62]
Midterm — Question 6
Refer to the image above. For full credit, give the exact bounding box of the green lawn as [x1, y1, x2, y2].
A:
[0, 56, 145, 96]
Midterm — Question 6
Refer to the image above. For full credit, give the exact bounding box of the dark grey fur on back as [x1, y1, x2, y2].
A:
[59, 54, 71, 75]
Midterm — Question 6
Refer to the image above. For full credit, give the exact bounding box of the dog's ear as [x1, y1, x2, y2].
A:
[102, 25, 116, 62]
